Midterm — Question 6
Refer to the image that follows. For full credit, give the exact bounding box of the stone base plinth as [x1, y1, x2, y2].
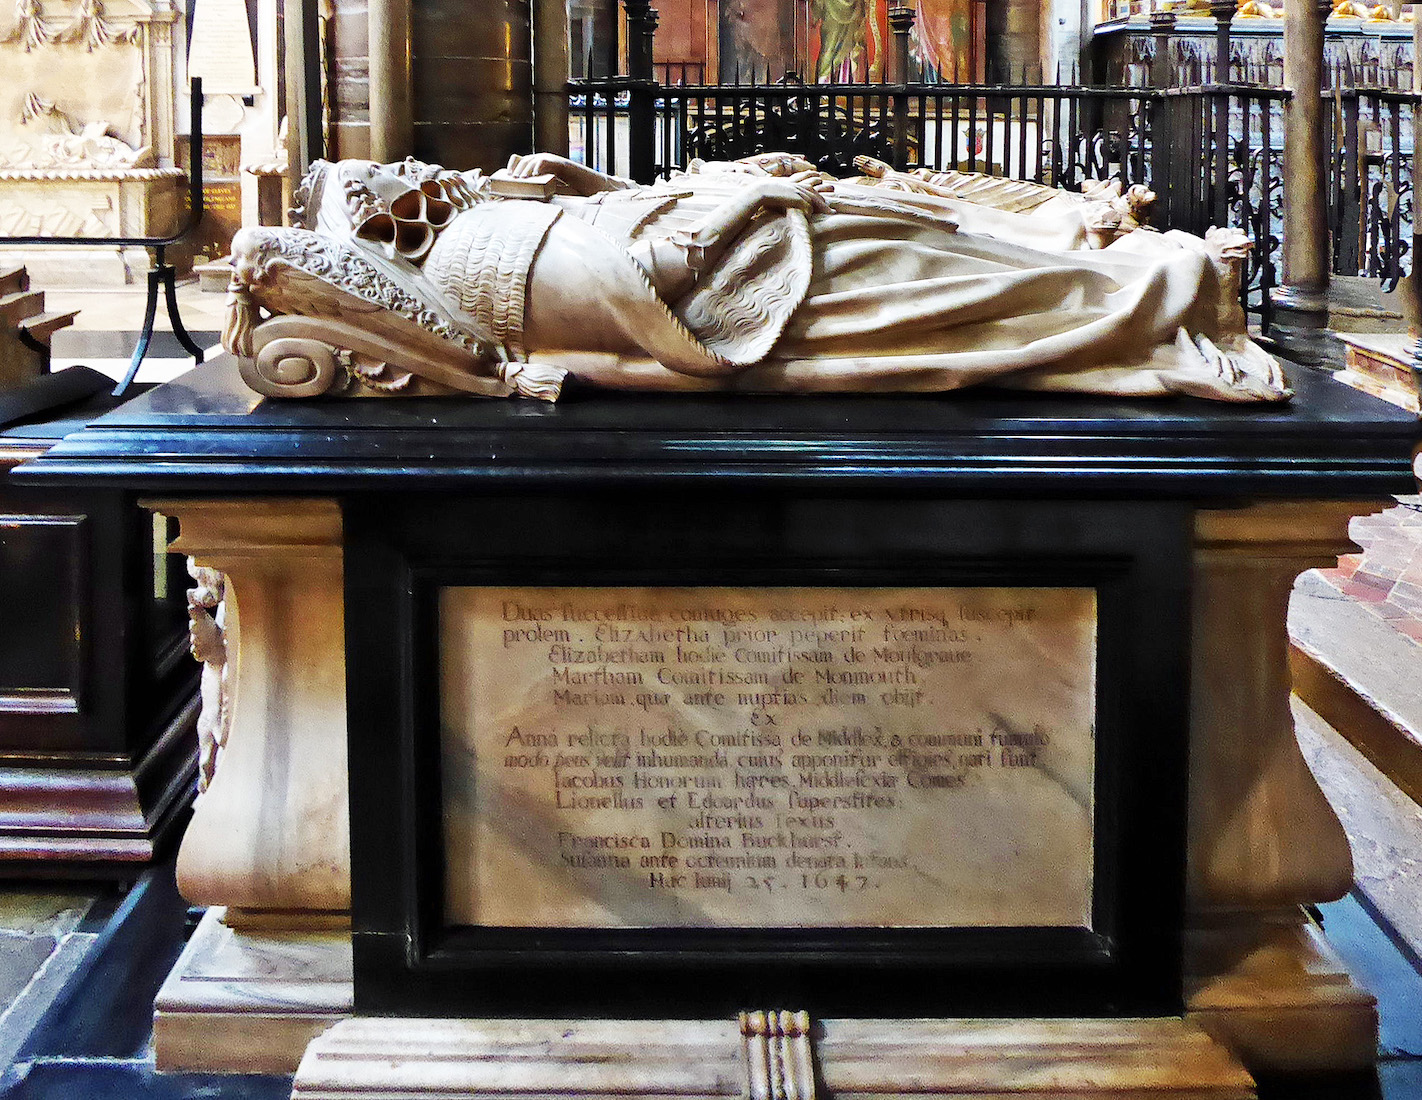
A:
[1186, 910, 1378, 1075]
[151, 904, 1375, 1083]
[290, 1016, 1255, 1100]
[153, 907, 353, 1075]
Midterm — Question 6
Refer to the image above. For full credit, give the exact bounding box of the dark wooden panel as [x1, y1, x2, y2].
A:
[0, 514, 86, 708]
[0, 392, 198, 873]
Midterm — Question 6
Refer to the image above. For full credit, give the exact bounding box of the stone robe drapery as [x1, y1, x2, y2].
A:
[229, 159, 1286, 404]
[496, 177, 1284, 402]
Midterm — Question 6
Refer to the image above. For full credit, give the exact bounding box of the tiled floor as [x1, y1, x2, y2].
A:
[1315, 499, 1422, 645]
[0, 866, 291, 1100]
[45, 280, 223, 388]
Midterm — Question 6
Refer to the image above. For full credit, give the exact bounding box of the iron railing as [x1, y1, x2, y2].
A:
[1326, 86, 1414, 290]
[570, 65, 1418, 334]
[569, 72, 1297, 329]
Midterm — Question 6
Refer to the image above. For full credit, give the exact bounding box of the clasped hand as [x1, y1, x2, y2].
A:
[744, 176, 831, 215]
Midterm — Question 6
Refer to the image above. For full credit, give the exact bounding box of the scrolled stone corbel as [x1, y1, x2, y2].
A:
[241, 333, 344, 399]
[238, 312, 515, 399]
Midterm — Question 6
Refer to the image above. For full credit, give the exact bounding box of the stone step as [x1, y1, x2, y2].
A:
[0, 290, 44, 328]
[17, 310, 79, 346]
[1288, 521, 1422, 811]
[0, 265, 28, 297]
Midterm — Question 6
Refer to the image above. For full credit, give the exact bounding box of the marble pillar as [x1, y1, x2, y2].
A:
[367, 0, 411, 161]
[1272, 0, 1338, 366]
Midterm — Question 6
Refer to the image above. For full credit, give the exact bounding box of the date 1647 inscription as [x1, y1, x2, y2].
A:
[440, 587, 1096, 930]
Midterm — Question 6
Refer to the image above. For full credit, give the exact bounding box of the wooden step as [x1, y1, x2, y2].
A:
[17, 309, 79, 345]
[0, 264, 28, 297]
[0, 289, 44, 328]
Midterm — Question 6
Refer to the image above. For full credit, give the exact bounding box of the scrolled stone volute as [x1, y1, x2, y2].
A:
[240, 335, 344, 398]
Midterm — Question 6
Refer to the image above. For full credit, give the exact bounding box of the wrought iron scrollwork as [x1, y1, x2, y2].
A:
[684, 89, 898, 176]
[1228, 139, 1283, 322]
[1365, 151, 1412, 290]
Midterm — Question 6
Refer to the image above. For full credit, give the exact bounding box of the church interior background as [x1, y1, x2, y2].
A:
[0, 0, 1421, 1097]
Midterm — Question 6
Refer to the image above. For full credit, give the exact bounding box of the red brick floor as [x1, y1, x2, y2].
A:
[1315, 497, 1422, 646]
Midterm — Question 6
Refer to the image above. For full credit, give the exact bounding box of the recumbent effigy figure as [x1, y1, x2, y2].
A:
[223, 151, 1288, 404]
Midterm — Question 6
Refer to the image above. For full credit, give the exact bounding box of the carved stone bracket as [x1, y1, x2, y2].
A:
[145, 497, 351, 916]
[740, 1010, 815, 1100]
[1186, 500, 1377, 909]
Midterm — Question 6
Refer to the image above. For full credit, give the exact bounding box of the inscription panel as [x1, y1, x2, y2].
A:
[440, 586, 1096, 930]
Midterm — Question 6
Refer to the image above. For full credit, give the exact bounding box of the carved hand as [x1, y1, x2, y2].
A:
[747, 178, 830, 215]
[733, 152, 818, 177]
[787, 169, 837, 196]
[505, 153, 626, 195]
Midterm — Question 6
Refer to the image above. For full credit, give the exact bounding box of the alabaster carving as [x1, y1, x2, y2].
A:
[0, 0, 178, 165]
[187, 560, 230, 795]
[1, 0, 55, 48]
[1328, 1, 1393, 20]
[0, 0, 135, 49]
[224, 151, 1290, 404]
[1, 92, 151, 169]
[0, 0, 180, 282]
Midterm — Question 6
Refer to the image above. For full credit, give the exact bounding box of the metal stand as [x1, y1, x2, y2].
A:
[112, 244, 205, 398]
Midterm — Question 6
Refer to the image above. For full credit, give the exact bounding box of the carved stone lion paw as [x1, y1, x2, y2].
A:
[1204, 226, 1253, 264]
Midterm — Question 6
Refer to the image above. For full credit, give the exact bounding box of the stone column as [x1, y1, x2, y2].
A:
[411, 0, 533, 169]
[531, 0, 570, 155]
[1272, 0, 1337, 366]
[368, 0, 413, 159]
[986, 0, 1043, 82]
[328, 0, 373, 161]
[285, 0, 317, 181]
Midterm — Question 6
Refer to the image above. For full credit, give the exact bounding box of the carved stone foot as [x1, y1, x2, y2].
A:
[154, 907, 353, 1074]
[1185, 907, 1378, 1075]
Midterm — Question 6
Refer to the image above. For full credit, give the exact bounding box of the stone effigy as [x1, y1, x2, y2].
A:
[225, 151, 1290, 405]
